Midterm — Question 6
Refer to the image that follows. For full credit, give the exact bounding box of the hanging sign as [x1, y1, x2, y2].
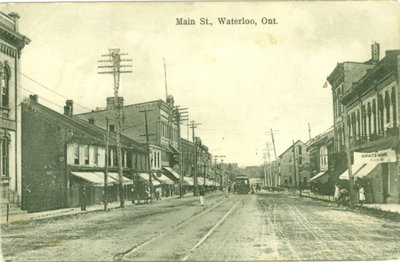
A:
[354, 149, 396, 164]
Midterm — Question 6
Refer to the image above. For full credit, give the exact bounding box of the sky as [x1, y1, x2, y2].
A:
[1, 1, 400, 167]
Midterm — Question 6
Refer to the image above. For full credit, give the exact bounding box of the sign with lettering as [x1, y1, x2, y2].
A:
[354, 149, 396, 164]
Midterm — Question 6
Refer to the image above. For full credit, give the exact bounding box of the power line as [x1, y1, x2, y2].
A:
[19, 72, 92, 111]
[20, 85, 64, 110]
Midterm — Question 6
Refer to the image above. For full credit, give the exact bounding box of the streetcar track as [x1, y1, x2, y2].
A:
[180, 196, 245, 261]
[112, 194, 233, 261]
[258, 194, 300, 260]
[293, 202, 375, 260]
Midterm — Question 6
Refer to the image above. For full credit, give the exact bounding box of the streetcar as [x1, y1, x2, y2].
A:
[233, 176, 250, 194]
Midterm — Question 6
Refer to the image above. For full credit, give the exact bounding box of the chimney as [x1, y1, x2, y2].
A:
[63, 100, 73, 117]
[106, 96, 124, 110]
[8, 12, 20, 32]
[29, 94, 38, 103]
[371, 42, 380, 63]
[88, 117, 95, 124]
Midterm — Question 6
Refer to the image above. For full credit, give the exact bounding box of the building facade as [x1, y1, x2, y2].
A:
[0, 12, 30, 204]
[328, 45, 400, 204]
[21, 96, 149, 212]
[279, 140, 311, 188]
[76, 96, 180, 171]
[307, 127, 334, 194]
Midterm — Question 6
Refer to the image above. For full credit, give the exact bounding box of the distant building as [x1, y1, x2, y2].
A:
[0, 12, 30, 206]
[307, 127, 334, 194]
[279, 140, 311, 188]
[21, 96, 149, 212]
[76, 96, 179, 166]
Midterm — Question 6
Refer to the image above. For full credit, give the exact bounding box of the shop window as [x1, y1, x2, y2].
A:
[109, 124, 115, 133]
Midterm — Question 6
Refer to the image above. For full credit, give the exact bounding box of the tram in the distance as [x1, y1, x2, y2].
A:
[233, 176, 250, 194]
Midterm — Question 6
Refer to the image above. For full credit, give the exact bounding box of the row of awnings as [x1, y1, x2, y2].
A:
[71, 172, 133, 187]
[72, 168, 219, 187]
[339, 162, 378, 180]
[310, 171, 329, 183]
[310, 162, 379, 183]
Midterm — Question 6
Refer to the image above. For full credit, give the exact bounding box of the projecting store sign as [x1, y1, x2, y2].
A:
[354, 149, 396, 164]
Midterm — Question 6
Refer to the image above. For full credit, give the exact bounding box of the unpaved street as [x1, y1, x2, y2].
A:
[2, 192, 400, 261]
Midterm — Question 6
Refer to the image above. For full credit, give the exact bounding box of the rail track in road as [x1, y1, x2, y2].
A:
[112, 194, 245, 261]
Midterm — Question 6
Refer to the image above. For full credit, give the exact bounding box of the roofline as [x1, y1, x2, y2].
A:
[75, 99, 167, 116]
[278, 139, 303, 158]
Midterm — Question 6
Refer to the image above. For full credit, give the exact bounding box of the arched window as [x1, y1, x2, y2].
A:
[391, 87, 397, 128]
[1, 62, 11, 108]
[0, 132, 10, 177]
[367, 102, 372, 136]
[385, 91, 390, 124]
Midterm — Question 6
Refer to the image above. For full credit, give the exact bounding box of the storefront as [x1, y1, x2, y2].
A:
[338, 149, 400, 204]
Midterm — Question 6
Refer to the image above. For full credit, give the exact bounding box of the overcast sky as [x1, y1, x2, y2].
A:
[2, 1, 400, 166]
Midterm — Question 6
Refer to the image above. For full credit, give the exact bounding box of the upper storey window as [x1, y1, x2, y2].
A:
[0, 62, 11, 109]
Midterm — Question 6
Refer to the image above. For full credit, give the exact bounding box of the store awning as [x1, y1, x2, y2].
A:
[205, 179, 214, 186]
[197, 177, 205, 185]
[71, 172, 106, 187]
[154, 173, 174, 185]
[310, 171, 327, 182]
[169, 145, 180, 154]
[339, 162, 379, 180]
[93, 172, 133, 185]
[183, 176, 194, 186]
[138, 173, 161, 186]
[163, 167, 180, 181]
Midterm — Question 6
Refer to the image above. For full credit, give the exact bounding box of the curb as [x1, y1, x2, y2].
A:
[1, 191, 224, 225]
[298, 192, 400, 221]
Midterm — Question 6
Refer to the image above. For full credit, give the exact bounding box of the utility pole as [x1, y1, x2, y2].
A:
[189, 120, 201, 195]
[174, 106, 188, 198]
[343, 103, 355, 206]
[214, 155, 225, 187]
[103, 117, 109, 211]
[265, 129, 279, 187]
[266, 142, 272, 190]
[139, 109, 155, 201]
[308, 123, 312, 141]
[98, 48, 132, 208]
[164, 58, 168, 101]
[292, 140, 298, 192]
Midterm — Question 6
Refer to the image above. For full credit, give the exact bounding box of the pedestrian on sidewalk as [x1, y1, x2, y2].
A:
[359, 185, 365, 206]
[155, 187, 161, 201]
[337, 187, 348, 207]
[199, 186, 205, 206]
[80, 186, 87, 211]
[334, 183, 340, 201]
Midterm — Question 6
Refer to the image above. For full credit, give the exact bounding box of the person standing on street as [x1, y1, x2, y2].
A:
[359, 185, 366, 206]
[199, 186, 205, 206]
[80, 186, 87, 211]
[334, 183, 340, 202]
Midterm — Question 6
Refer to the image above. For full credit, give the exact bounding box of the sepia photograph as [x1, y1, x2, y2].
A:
[1, 1, 400, 261]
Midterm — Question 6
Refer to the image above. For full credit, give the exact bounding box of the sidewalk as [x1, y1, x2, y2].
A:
[298, 190, 400, 215]
[1, 191, 203, 225]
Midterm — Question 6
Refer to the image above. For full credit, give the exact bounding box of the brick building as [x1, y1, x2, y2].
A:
[21, 95, 149, 212]
[76, 96, 180, 173]
[0, 12, 30, 206]
[327, 44, 400, 203]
